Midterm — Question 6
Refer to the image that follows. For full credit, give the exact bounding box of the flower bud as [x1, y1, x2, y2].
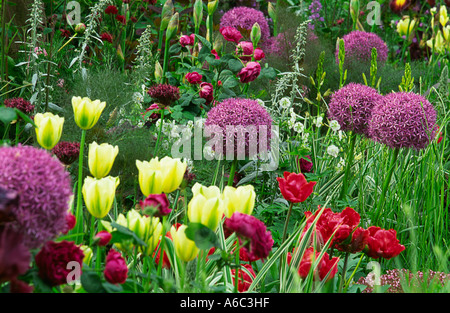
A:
[160, 0, 174, 31]
[166, 12, 179, 41]
[207, 0, 219, 16]
[170, 224, 199, 262]
[74, 23, 86, 34]
[155, 61, 163, 82]
[268, 2, 276, 22]
[34, 112, 64, 150]
[193, 0, 203, 28]
[88, 141, 119, 179]
[250, 22, 261, 47]
[94, 230, 112, 246]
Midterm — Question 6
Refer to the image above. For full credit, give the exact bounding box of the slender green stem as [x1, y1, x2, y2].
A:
[338, 252, 350, 293]
[281, 202, 294, 243]
[374, 148, 400, 224]
[154, 109, 165, 155]
[234, 239, 240, 293]
[157, 216, 167, 276]
[162, 37, 171, 83]
[74, 129, 86, 244]
[339, 132, 357, 200]
[227, 159, 238, 186]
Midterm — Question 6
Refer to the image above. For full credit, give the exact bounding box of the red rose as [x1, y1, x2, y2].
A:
[220, 26, 243, 44]
[185, 72, 203, 84]
[180, 34, 195, 47]
[365, 226, 405, 259]
[237, 62, 261, 83]
[276, 171, 317, 203]
[236, 41, 254, 62]
[101, 32, 113, 43]
[94, 230, 112, 246]
[140, 193, 171, 217]
[105, 5, 118, 15]
[254, 48, 265, 61]
[104, 249, 128, 285]
[288, 247, 339, 282]
[62, 212, 76, 234]
[35, 240, 84, 286]
[231, 264, 256, 292]
[199, 82, 214, 104]
[296, 155, 313, 173]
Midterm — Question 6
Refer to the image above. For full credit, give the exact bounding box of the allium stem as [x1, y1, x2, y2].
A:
[375, 148, 400, 224]
[74, 129, 86, 244]
[162, 37, 171, 83]
[227, 159, 238, 186]
[339, 132, 357, 200]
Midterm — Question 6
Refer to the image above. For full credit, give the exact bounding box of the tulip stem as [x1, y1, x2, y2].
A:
[281, 202, 294, 243]
[74, 129, 86, 245]
[157, 216, 167, 276]
[234, 239, 240, 293]
[228, 159, 238, 186]
[154, 109, 165, 156]
[338, 252, 350, 293]
[339, 132, 357, 201]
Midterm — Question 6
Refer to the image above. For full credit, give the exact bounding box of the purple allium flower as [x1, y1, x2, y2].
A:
[0, 225, 31, 283]
[52, 141, 80, 166]
[224, 212, 274, 261]
[0, 145, 73, 248]
[220, 6, 270, 43]
[205, 98, 272, 159]
[336, 31, 389, 64]
[147, 84, 180, 107]
[368, 92, 437, 150]
[328, 83, 383, 137]
[4, 98, 35, 114]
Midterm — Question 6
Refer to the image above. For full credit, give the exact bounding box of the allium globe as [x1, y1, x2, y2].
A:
[52, 141, 80, 165]
[220, 7, 270, 43]
[0, 145, 73, 248]
[205, 98, 272, 159]
[336, 30, 388, 64]
[328, 83, 383, 137]
[4, 98, 35, 114]
[368, 92, 437, 150]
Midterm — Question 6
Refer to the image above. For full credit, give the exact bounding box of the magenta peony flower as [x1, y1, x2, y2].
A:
[4, 98, 35, 114]
[0, 145, 73, 248]
[254, 48, 265, 61]
[336, 30, 389, 64]
[52, 141, 80, 165]
[368, 92, 437, 150]
[199, 82, 214, 105]
[94, 230, 112, 246]
[147, 84, 180, 107]
[297, 155, 313, 173]
[238, 61, 261, 83]
[185, 72, 203, 84]
[220, 26, 243, 44]
[62, 213, 76, 235]
[9, 278, 34, 293]
[328, 83, 383, 137]
[35, 240, 84, 286]
[220, 7, 270, 43]
[0, 226, 31, 283]
[236, 41, 254, 62]
[140, 193, 171, 217]
[224, 212, 274, 261]
[104, 249, 128, 285]
[205, 98, 272, 159]
[180, 34, 195, 47]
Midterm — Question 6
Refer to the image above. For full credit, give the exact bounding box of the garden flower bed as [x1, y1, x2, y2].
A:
[1, 0, 450, 299]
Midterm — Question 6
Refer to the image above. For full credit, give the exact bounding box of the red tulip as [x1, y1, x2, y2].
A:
[277, 171, 316, 203]
[335, 227, 369, 253]
[231, 264, 256, 292]
[287, 247, 339, 282]
[364, 226, 405, 260]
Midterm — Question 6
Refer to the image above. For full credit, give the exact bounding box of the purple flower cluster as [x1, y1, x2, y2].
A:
[308, 0, 324, 30]
[4, 98, 35, 114]
[0, 145, 73, 248]
[328, 83, 383, 137]
[369, 92, 437, 150]
[220, 6, 270, 42]
[205, 98, 272, 159]
[336, 31, 388, 64]
[147, 84, 180, 107]
[52, 141, 80, 166]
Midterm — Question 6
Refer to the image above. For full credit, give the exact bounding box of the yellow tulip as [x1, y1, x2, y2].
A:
[223, 185, 256, 218]
[170, 224, 199, 262]
[80, 245, 93, 265]
[443, 25, 450, 42]
[34, 112, 64, 150]
[440, 5, 449, 27]
[136, 156, 187, 196]
[427, 30, 446, 53]
[72, 96, 106, 130]
[88, 142, 119, 178]
[82, 176, 120, 219]
[187, 183, 224, 231]
[396, 17, 416, 37]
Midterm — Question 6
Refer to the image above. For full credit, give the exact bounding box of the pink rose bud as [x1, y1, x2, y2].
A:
[211, 49, 220, 59]
[140, 193, 171, 217]
[219, 26, 243, 44]
[199, 82, 214, 104]
[94, 230, 112, 246]
[185, 71, 203, 84]
[104, 249, 128, 285]
[63, 213, 76, 234]
[238, 62, 261, 83]
[254, 47, 265, 61]
[180, 34, 194, 47]
[236, 41, 254, 62]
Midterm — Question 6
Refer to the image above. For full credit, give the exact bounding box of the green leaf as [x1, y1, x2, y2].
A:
[102, 281, 124, 293]
[0, 107, 17, 124]
[110, 221, 147, 247]
[14, 108, 36, 127]
[198, 45, 212, 63]
[81, 271, 106, 293]
[185, 223, 220, 250]
[195, 34, 212, 50]
[228, 59, 244, 73]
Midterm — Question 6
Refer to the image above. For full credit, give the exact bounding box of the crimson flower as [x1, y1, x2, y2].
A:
[238, 62, 261, 83]
[115, 15, 126, 25]
[105, 5, 118, 15]
[231, 264, 256, 292]
[104, 249, 128, 284]
[0, 226, 31, 283]
[220, 26, 243, 44]
[287, 247, 339, 282]
[101, 32, 113, 43]
[199, 82, 214, 105]
[364, 226, 405, 259]
[140, 193, 171, 217]
[335, 227, 369, 253]
[185, 72, 203, 84]
[94, 231, 112, 246]
[277, 171, 316, 203]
